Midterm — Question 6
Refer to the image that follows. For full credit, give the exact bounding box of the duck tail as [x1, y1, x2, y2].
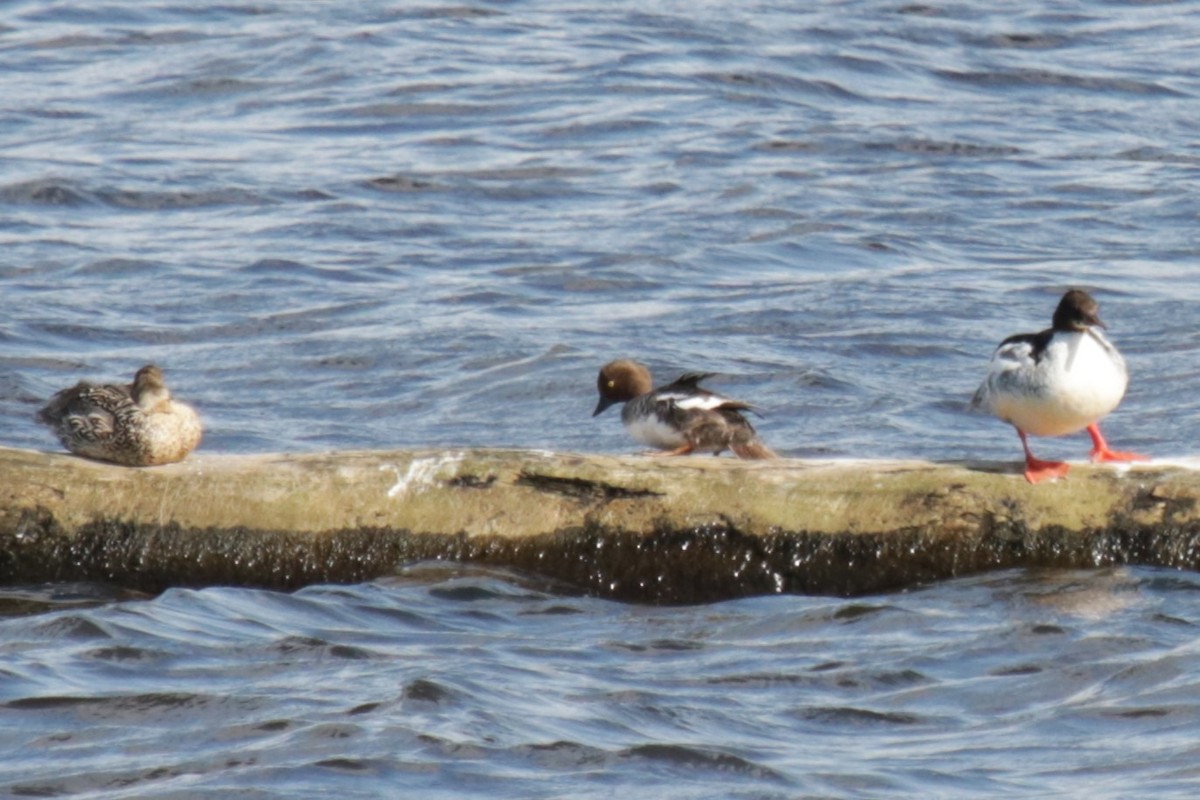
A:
[731, 438, 777, 460]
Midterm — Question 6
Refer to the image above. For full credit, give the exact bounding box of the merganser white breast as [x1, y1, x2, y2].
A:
[974, 326, 1128, 438]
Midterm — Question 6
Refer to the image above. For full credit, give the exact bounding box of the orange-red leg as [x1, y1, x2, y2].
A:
[1018, 429, 1069, 484]
[1086, 424, 1148, 464]
[646, 443, 695, 457]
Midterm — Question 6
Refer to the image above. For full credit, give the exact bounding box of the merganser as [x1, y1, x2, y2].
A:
[971, 289, 1146, 483]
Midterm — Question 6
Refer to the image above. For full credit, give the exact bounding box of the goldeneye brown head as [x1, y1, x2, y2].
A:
[593, 359, 653, 416]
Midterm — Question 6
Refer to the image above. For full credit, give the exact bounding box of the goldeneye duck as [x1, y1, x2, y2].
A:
[37, 364, 203, 466]
[592, 359, 776, 459]
[971, 289, 1146, 483]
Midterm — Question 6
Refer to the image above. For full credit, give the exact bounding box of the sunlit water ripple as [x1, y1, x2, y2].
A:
[4, 567, 1200, 798]
[3, 0, 1200, 796]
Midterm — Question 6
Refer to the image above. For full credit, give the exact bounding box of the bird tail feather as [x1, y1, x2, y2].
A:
[731, 439, 777, 460]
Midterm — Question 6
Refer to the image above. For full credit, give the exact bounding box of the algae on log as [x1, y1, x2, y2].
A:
[1, 445, 1200, 603]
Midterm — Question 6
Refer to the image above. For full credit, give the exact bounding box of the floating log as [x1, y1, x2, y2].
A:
[1, 446, 1199, 603]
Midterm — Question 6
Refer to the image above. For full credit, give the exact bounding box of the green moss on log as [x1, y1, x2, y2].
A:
[2, 446, 1200, 601]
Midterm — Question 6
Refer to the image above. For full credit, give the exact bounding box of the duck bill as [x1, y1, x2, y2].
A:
[592, 397, 615, 417]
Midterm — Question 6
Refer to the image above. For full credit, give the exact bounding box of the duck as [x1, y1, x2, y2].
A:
[971, 289, 1146, 483]
[37, 364, 202, 466]
[592, 359, 776, 459]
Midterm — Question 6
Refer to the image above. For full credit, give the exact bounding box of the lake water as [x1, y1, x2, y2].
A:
[3, 0, 1200, 796]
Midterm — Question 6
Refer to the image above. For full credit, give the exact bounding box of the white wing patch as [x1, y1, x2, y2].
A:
[667, 393, 726, 411]
[971, 339, 1037, 412]
[991, 340, 1037, 371]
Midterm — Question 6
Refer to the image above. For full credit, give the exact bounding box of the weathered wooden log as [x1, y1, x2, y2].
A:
[2, 445, 1199, 602]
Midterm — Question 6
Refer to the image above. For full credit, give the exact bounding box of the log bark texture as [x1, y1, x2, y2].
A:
[2, 446, 1199, 602]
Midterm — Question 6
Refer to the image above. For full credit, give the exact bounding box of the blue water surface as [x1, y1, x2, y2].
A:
[3, 566, 1200, 798]
[2, 0, 1198, 462]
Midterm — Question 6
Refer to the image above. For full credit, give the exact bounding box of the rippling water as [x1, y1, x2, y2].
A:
[4, 566, 1200, 798]
[4, 0, 1199, 461]
[3, 0, 1200, 796]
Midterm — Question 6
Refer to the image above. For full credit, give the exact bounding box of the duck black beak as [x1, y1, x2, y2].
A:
[592, 397, 615, 417]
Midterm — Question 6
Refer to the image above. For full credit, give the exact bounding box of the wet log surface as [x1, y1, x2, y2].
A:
[2, 446, 1199, 602]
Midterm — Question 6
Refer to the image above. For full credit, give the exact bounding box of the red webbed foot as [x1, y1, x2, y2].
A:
[1090, 448, 1149, 464]
[1017, 428, 1069, 484]
[645, 443, 695, 457]
[1024, 457, 1070, 484]
[1086, 424, 1149, 464]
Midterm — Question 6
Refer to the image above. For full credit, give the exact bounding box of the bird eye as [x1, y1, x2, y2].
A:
[607, 380, 615, 388]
